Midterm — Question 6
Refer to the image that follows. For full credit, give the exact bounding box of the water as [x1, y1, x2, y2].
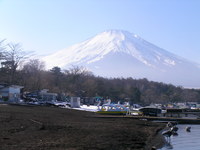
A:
[159, 124, 200, 150]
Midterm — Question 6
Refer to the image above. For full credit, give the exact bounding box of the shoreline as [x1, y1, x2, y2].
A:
[145, 128, 166, 150]
[0, 104, 166, 150]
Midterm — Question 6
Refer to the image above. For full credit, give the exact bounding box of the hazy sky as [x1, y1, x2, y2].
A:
[0, 0, 200, 63]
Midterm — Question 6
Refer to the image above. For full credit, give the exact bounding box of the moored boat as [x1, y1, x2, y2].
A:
[96, 104, 128, 115]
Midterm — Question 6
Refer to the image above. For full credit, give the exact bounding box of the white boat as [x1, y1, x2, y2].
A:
[96, 104, 128, 115]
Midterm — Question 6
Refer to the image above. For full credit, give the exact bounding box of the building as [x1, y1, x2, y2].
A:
[39, 89, 57, 101]
[25, 89, 58, 101]
[0, 84, 24, 102]
[81, 97, 97, 105]
[71, 97, 80, 108]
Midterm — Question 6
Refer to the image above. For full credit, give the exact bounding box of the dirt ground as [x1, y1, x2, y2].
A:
[0, 104, 165, 150]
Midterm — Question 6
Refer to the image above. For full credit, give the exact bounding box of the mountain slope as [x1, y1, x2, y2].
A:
[43, 30, 200, 88]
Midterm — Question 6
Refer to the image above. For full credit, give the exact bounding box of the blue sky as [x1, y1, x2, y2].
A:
[0, 0, 200, 63]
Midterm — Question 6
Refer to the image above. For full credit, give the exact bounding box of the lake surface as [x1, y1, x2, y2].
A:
[159, 124, 200, 150]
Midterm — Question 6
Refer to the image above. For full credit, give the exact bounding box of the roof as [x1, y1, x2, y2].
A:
[0, 84, 24, 89]
[10, 85, 24, 89]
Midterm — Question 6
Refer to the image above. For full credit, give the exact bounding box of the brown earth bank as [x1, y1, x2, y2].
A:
[0, 104, 165, 150]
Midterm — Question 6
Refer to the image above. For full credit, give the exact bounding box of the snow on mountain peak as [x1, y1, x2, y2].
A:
[43, 29, 179, 69]
[42, 29, 200, 87]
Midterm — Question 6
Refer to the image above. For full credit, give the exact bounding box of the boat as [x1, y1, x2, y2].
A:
[138, 106, 162, 116]
[96, 104, 128, 115]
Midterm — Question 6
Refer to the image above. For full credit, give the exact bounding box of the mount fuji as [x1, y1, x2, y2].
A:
[43, 30, 200, 88]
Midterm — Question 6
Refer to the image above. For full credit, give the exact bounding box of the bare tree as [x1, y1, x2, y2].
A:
[65, 65, 93, 76]
[0, 39, 6, 68]
[3, 43, 30, 84]
[21, 59, 45, 91]
[0, 40, 8, 83]
[23, 59, 45, 72]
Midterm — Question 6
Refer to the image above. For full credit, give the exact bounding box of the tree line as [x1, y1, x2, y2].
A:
[1, 40, 200, 105]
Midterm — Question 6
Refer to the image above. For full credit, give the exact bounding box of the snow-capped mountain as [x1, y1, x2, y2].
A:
[43, 30, 200, 88]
